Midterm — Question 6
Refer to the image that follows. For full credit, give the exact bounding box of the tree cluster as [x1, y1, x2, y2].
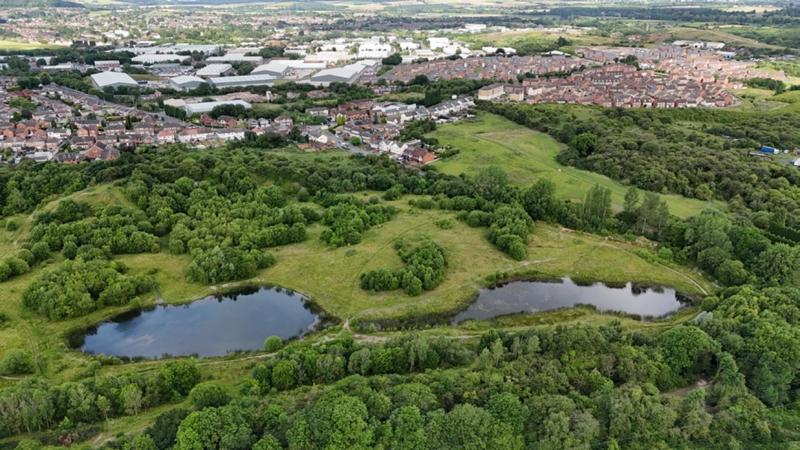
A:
[360, 239, 448, 296]
[30, 200, 160, 258]
[21, 259, 153, 320]
[319, 197, 396, 247]
[0, 360, 200, 439]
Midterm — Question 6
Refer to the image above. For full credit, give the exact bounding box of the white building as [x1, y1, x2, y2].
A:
[251, 60, 325, 77]
[284, 46, 309, 57]
[215, 129, 246, 141]
[119, 44, 221, 55]
[169, 75, 207, 91]
[40, 63, 77, 72]
[309, 63, 366, 86]
[399, 41, 420, 51]
[358, 43, 392, 59]
[184, 100, 252, 116]
[428, 37, 450, 50]
[26, 151, 55, 162]
[132, 54, 190, 64]
[90, 71, 138, 89]
[304, 51, 354, 65]
[464, 24, 487, 33]
[196, 63, 233, 77]
[206, 53, 263, 65]
[209, 74, 276, 89]
[94, 60, 121, 70]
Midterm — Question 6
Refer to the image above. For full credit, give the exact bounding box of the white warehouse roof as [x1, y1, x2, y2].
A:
[169, 75, 207, 90]
[251, 60, 326, 76]
[184, 100, 252, 115]
[90, 71, 138, 88]
[118, 44, 221, 55]
[132, 54, 189, 64]
[206, 53, 263, 64]
[310, 63, 366, 84]
[171, 75, 205, 84]
[196, 63, 233, 77]
[209, 74, 276, 88]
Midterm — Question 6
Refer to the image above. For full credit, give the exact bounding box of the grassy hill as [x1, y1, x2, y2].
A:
[429, 112, 718, 218]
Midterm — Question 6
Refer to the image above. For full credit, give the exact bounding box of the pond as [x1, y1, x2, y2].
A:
[78, 286, 320, 358]
[452, 278, 690, 324]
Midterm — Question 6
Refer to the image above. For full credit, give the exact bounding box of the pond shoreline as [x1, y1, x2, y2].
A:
[353, 272, 702, 332]
[67, 284, 334, 360]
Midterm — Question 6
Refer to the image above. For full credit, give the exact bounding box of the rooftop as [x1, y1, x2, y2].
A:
[209, 74, 277, 86]
[90, 71, 138, 88]
[251, 60, 326, 75]
[196, 63, 233, 77]
[170, 75, 207, 86]
[311, 63, 366, 81]
[184, 100, 252, 114]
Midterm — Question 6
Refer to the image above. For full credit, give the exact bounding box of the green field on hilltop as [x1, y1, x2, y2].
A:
[0, 39, 66, 51]
[428, 112, 717, 218]
[668, 26, 784, 50]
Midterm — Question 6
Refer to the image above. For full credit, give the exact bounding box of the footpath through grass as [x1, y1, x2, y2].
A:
[428, 112, 717, 218]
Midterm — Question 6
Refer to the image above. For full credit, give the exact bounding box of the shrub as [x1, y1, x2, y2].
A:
[0, 349, 35, 375]
[0, 262, 11, 282]
[30, 242, 50, 263]
[5, 219, 19, 232]
[264, 336, 284, 352]
[5, 257, 29, 277]
[146, 408, 190, 450]
[189, 382, 231, 409]
[435, 218, 453, 229]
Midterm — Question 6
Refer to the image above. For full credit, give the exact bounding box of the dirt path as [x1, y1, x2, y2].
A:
[597, 240, 710, 296]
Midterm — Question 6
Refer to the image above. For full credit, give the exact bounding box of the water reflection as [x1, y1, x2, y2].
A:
[453, 278, 688, 324]
[79, 286, 319, 358]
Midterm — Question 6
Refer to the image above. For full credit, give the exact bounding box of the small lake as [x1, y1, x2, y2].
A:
[453, 278, 689, 324]
[78, 286, 320, 358]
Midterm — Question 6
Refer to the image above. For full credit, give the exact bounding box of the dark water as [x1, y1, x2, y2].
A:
[79, 286, 319, 358]
[453, 278, 688, 324]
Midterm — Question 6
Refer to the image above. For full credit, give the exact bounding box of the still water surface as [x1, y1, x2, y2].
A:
[80, 286, 319, 358]
[453, 278, 687, 324]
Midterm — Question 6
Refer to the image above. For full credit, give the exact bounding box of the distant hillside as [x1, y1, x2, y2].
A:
[107, 0, 349, 4]
[4, 0, 84, 7]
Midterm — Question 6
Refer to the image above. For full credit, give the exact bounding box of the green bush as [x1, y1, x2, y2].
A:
[264, 336, 284, 353]
[30, 242, 50, 264]
[189, 382, 231, 409]
[5, 219, 19, 232]
[0, 349, 34, 375]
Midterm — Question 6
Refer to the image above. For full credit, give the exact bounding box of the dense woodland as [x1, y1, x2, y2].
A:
[0, 140, 799, 448]
[3, 290, 800, 448]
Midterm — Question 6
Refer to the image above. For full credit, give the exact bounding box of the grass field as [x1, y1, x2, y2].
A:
[253, 199, 710, 322]
[773, 90, 800, 104]
[0, 39, 65, 51]
[428, 112, 716, 218]
[731, 87, 791, 111]
[668, 26, 783, 50]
